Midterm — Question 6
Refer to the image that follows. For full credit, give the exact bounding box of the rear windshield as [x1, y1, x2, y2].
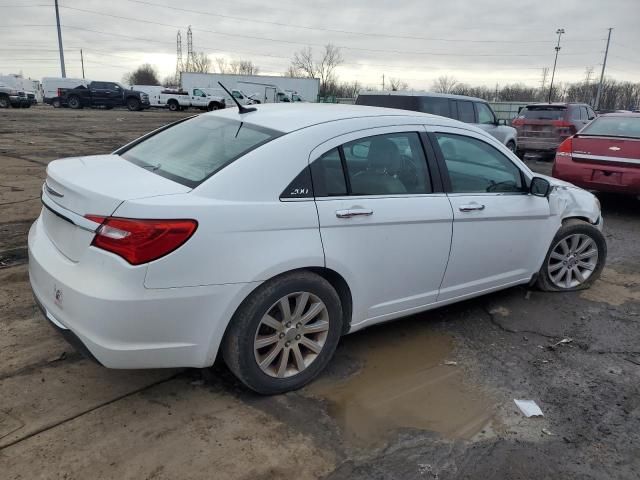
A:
[120, 116, 281, 187]
[580, 116, 640, 139]
[518, 106, 567, 120]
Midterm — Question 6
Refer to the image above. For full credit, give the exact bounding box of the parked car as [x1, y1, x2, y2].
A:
[29, 104, 605, 394]
[512, 103, 596, 158]
[552, 112, 640, 194]
[355, 91, 518, 152]
[42, 77, 90, 108]
[0, 85, 24, 108]
[59, 81, 150, 111]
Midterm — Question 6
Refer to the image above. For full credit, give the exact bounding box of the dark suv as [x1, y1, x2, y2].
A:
[512, 103, 596, 157]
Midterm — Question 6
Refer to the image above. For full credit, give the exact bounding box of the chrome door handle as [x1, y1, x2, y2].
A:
[335, 208, 373, 218]
[459, 204, 485, 212]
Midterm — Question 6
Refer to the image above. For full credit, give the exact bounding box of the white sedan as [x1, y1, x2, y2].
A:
[29, 104, 606, 394]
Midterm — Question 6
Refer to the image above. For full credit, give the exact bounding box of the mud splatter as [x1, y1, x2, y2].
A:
[581, 268, 640, 306]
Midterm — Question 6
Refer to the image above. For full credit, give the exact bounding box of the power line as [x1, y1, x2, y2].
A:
[120, 0, 600, 45]
[55, 6, 597, 58]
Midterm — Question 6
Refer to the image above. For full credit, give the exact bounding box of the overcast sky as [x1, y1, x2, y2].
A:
[1, 0, 639, 89]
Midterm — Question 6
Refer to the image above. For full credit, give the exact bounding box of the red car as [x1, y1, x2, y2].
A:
[552, 112, 640, 194]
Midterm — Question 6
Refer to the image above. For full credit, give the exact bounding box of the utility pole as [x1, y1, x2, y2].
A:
[80, 49, 85, 79]
[382, 74, 385, 90]
[548, 28, 565, 103]
[595, 28, 613, 111]
[54, 0, 66, 77]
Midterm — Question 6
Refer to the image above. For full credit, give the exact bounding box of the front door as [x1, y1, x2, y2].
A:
[311, 127, 453, 328]
[430, 127, 553, 301]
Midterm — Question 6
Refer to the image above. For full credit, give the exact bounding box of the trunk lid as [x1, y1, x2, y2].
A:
[572, 136, 640, 166]
[42, 154, 191, 261]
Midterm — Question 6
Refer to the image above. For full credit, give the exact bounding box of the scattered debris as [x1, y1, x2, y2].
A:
[489, 306, 510, 317]
[514, 399, 544, 417]
[525, 290, 531, 300]
[553, 338, 573, 347]
[443, 360, 457, 366]
[625, 356, 640, 366]
[47, 351, 67, 363]
[541, 428, 555, 436]
[608, 366, 623, 376]
[190, 379, 205, 386]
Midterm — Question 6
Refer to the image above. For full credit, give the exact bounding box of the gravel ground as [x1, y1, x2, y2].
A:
[1, 106, 638, 479]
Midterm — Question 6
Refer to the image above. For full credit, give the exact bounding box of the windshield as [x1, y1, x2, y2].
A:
[580, 116, 640, 139]
[120, 116, 282, 187]
[518, 106, 566, 120]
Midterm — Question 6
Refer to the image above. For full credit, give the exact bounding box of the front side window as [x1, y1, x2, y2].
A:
[120, 116, 281, 187]
[193, 89, 204, 97]
[436, 133, 524, 194]
[476, 103, 496, 124]
[311, 132, 432, 197]
[458, 101, 475, 123]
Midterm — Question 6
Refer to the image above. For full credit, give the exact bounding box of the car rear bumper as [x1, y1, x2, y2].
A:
[553, 157, 640, 194]
[28, 214, 254, 369]
[518, 137, 563, 152]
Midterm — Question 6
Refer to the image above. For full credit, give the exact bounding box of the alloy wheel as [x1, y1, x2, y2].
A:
[547, 233, 599, 289]
[254, 292, 329, 378]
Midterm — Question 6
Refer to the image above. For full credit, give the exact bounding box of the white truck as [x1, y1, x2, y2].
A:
[131, 85, 226, 112]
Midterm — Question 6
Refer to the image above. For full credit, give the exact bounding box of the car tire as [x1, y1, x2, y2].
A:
[506, 141, 516, 153]
[536, 219, 606, 292]
[168, 100, 179, 112]
[0, 95, 9, 108]
[208, 102, 221, 111]
[51, 98, 61, 108]
[222, 270, 343, 395]
[127, 98, 141, 111]
[516, 149, 525, 159]
[68, 96, 82, 109]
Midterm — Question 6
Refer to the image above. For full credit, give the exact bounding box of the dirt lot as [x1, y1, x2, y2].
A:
[1, 106, 639, 479]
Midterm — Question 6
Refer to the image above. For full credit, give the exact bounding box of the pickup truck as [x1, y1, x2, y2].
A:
[187, 88, 226, 111]
[59, 81, 150, 111]
[0, 85, 29, 108]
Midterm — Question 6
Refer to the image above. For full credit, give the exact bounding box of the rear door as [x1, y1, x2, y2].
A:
[429, 127, 553, 300]
[89, 82, 108, 105]
[311, 126, 453, 327]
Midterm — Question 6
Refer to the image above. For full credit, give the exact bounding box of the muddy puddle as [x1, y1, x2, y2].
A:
[307, 319, 495, 447]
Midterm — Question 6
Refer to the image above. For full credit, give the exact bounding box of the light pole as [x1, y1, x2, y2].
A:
[54, 0, 66, 77]
[548, 28, 565, 103]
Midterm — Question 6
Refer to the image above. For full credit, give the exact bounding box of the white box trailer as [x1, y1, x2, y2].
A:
[42, 77, 90, 107]
[180, 72, 319, 103]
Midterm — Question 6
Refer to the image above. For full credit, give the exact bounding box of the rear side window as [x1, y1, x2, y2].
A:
[120, 116, 281, 188]
[519, 106, 567, 120]
[311, 132, 432, 196]
[458, 101, 475, 123]
[419, 97, 451, 117]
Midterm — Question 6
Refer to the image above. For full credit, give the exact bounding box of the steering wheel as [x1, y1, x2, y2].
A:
[486, 180, 518, 193]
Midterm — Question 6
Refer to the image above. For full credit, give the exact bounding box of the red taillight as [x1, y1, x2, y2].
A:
[85, 216, 198, 265]
[511, 118, 524, 127]
[555, 137, 573, 160]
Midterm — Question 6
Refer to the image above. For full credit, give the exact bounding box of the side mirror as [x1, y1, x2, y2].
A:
[498, 118, 507, 126]
[530, 177, 551, 197]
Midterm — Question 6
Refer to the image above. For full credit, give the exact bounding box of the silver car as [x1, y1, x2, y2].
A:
[355, 91, 518, 152]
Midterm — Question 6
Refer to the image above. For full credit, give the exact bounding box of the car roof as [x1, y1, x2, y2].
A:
[357, 90, 486, 103]
[210, 103, 465, 133]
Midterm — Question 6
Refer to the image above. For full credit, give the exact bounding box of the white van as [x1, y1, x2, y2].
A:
[42, 77, 90, 107]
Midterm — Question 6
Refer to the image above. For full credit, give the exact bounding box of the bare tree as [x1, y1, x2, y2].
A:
[123, 64, 160, 86]
[432, 75, 459, 94]
[229, 60, 260, 75]
[216, 57, 228, 74]
[162, 75, 178, 88]
[189, 52, 211, 73]
[539, 67, 550, 100]
[389, 78, 409, 91]
[289, 44, 344, 96]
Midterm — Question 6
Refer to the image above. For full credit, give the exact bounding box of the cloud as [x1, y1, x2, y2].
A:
[1, 0, 638, 89]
